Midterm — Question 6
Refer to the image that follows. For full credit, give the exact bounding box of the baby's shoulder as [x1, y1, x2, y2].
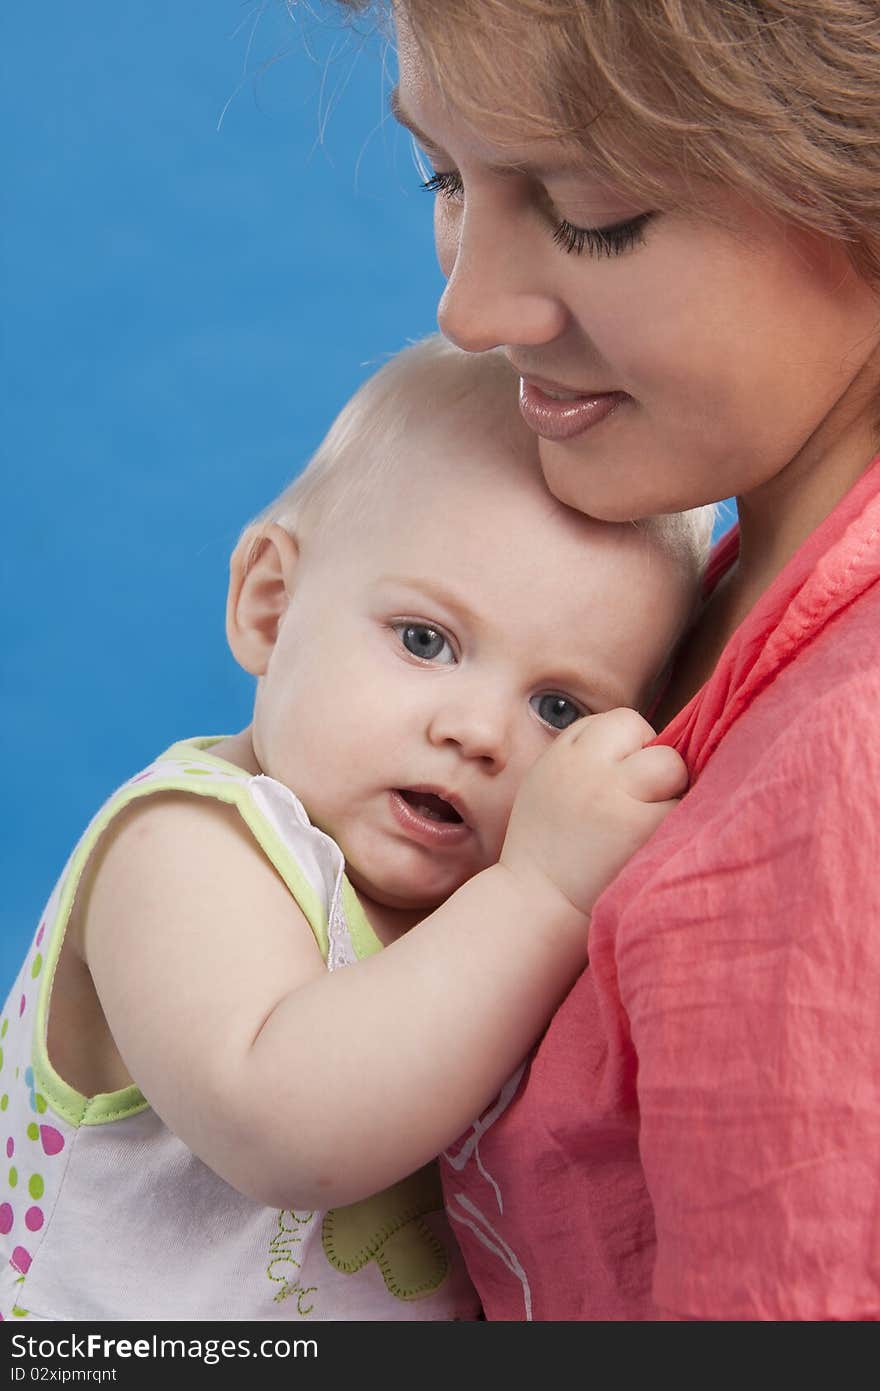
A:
[76, 741, 347, 964]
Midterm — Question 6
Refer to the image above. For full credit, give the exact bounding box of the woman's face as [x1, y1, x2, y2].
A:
[393, 26, 880, 522]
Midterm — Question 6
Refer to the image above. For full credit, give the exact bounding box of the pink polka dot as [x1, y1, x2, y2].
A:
[10, 1245, 31, 1274]
[18, 996, 25, 1018]
[5, 1139, 12, 1159]
[36, 924, 45, 948]
[0, 1203, 13, 1235]
[39, 1126, 64, 1157]
[24, 1207, 43, 1232]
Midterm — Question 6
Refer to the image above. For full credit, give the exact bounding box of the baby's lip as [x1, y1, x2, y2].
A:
[394, 785, 471, 827]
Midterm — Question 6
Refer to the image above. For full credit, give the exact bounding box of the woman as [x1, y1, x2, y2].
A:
[336, 0, 880, 1319]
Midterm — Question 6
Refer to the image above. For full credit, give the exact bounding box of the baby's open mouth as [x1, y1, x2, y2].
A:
[396, 789, 463, 824]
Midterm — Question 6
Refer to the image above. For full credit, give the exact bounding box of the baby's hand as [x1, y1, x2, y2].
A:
[500, 708, 687, 919]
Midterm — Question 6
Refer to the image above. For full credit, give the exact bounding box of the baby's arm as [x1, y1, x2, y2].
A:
[85, 710, 685, 1210]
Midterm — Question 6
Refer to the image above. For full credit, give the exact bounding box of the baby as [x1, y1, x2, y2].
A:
[0, 336, 712, 1322]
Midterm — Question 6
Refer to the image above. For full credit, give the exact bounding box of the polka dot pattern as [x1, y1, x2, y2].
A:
[40, 1127, 64, 1157]
[1, 901, 70, 1317]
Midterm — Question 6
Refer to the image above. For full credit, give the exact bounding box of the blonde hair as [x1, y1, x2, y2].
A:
[249, 333, 715, 574]
[253, 335, 522, 537]
[336, 0, 880, 281]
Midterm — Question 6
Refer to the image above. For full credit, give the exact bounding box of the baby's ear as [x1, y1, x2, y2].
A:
[226, 523, 299, 676]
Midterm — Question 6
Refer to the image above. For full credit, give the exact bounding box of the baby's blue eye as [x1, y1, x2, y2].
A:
[396, 623, 456, 665]
[530, 692, 584, 730]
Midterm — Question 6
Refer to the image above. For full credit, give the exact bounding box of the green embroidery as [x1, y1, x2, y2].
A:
[266, 1210, 318, 1315]
[322, 1163, 449, 1301]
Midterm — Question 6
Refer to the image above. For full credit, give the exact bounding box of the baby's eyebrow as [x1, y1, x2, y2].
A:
[378, 574, 482, 629]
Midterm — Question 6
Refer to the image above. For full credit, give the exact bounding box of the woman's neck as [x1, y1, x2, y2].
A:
[655, 389, 880, 731]
[735, 378, 880, 605]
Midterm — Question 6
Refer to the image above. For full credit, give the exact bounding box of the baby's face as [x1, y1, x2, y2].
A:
[252, 416, 695, 914]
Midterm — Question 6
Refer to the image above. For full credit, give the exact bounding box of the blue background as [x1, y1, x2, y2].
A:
[2, 2, 733, 994]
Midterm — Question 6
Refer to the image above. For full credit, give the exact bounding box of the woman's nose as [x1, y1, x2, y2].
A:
[427, 694, 513, 772]
[436, 200, 568, 354]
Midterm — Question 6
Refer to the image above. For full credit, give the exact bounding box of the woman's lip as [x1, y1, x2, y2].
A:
[518, 377, 629, 441]
[388, 790, 473, 849]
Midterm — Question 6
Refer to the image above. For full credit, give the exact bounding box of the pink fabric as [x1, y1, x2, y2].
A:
[441, 454, 880, 1320]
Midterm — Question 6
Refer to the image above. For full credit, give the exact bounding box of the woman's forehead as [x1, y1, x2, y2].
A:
[392, 6, 583, 155]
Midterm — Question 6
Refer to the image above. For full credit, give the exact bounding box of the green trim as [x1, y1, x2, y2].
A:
[32, 736, 374, 1128]
[342, 879, 382, 959]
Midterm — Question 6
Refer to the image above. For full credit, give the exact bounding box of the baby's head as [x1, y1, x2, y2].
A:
[227, 336, 712, 916]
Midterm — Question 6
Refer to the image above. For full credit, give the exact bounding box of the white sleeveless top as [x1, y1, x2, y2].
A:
[0, 739, 480, 1322]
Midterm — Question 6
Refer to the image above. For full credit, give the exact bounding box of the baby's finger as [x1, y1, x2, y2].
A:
[569, 706, 657, 761]
[619, 744, 689, 803]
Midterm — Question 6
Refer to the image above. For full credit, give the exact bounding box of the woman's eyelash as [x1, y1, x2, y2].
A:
[421, 168, 653, 260]
[553, 212, 653, 257]
[420, 170, 464, 199]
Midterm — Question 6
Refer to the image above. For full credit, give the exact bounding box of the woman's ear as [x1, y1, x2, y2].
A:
[226, 523, 300, 676]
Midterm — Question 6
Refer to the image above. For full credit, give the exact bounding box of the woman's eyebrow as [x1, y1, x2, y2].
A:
[388, 86, 436, 151]
[388, 85, 588, 182]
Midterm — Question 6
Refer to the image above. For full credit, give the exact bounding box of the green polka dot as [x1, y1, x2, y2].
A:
[30, 954, 43, 979]
[26, 1123, 38, 1142]
[12, 1306, 28, 1317]
[28, 1174, 44, 1200]
[184, 767, 213, 775]
[9, 1166, 17, 1188]
[0, 1018, 7, 1037]
[0, 1095, 8, 1112]
[34, 1094, 47, 1114]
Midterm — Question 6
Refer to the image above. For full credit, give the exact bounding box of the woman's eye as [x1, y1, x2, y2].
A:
[420, 169, 464, 202]
[530, 692, 585, 731]
[394, 623, 456, 665]
[553, 210, 654, 258]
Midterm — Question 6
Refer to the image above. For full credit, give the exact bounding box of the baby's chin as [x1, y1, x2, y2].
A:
[345, 862, 477, 918]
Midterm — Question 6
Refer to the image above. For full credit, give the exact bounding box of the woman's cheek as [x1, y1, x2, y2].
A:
[434, 201, 458, 279]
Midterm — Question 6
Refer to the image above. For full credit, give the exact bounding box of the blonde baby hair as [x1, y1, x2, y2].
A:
[245, 334, 715, 576]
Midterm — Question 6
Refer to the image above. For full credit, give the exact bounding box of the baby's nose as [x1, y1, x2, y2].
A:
[427, 696, 512, 771]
